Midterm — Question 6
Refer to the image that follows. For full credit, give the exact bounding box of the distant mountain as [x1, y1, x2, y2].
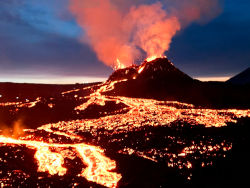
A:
[227, 68, 250, 85]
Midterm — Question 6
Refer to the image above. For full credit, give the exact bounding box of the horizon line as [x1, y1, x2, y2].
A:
[0, 75, 232, 84]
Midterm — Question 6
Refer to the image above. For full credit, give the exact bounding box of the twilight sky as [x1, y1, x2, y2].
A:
[0, 0, 249, 83]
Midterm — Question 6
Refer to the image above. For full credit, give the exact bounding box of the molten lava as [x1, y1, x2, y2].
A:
[146, 55, 160, 62]
[35, 146, 67, 176]
[145, 55, 169, 63]
[0, 136, 121, 187]
[114, 59, 126, 70]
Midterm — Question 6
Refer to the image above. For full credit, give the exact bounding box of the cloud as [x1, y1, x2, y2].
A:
[0, 0, 112, 78]
[69, 0, 221, 69]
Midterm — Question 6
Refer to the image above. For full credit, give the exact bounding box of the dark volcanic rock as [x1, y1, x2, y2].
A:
[227, 67, 250, 85]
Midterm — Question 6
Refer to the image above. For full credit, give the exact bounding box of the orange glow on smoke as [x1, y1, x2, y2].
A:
[1, 119, 25, 138]
[12, 119, 25, 138]
[69, 0, 180, 69]
[69, 0, 220, 69]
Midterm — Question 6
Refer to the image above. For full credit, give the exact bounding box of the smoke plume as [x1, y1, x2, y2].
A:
[69, 0, 221, 69]
[0, 119, 25, 138]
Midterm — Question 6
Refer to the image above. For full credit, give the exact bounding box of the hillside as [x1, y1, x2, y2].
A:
[227, 67, 250, 85]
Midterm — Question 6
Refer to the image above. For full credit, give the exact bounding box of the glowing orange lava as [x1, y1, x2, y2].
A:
[114, 59, 126, 70]
[138, 65, 146, 74]
[0, 136, 121, 187]
[0, 97, 41, 109]
[146, 56, 158, 62]
[146, 55, 166, 62]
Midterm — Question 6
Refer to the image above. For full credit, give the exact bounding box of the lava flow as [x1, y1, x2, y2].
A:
[0, 57, 250, 187]
[0, 136, 121, 188]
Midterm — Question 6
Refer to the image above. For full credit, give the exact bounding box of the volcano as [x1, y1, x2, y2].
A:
[106, 57, 200, 103]
[106, 57, 250, 108]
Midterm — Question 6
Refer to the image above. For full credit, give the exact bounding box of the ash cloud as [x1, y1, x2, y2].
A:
[69, 0, 222, 68]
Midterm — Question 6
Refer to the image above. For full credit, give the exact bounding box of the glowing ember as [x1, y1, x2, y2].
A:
[138, 65, 146, 74]
[114, 59, 126, 70]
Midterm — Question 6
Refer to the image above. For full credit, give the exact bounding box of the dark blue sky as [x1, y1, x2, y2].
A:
[0, 0, 249, 83]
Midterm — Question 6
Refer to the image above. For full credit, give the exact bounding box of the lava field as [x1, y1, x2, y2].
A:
[1, 58, 250, 187]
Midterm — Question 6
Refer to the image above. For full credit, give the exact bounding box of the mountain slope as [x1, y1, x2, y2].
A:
[227, 68, 250, 85]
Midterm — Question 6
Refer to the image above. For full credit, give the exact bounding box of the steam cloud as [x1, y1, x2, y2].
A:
[69, 0, 221, 68]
